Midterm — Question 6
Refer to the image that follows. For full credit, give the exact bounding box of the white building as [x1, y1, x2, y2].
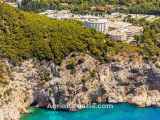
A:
[122, 26, 143, 37]
[107, 21, 143, 41]
[85, 19, 108, 33]
[108, 30, 127, 41]
[107, 21, 132, 30]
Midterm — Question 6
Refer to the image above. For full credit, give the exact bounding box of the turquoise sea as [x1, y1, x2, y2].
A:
[21, 104, 160, 120]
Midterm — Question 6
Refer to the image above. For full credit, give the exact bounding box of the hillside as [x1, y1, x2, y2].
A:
[0, 4, 139, 64]
[0, 4, 105, 64]
[0, 4, 160, 64]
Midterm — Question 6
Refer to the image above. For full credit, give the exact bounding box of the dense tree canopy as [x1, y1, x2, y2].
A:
[0, 4, 136, 64]
[20, 0, 160, 15]
[125, 16, 160, 60]
[135, 18, 160, 60]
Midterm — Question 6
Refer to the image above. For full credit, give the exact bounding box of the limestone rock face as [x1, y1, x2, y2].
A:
[45, 53, 160, 109]
[1, 53, 160, 119]
[31, 53, 160, 110]
[0, 59, 34, 120]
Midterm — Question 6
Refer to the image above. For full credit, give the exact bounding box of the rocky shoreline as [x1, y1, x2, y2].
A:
[1, 53, 160, 120]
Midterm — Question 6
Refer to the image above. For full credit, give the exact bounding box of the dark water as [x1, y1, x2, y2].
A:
[21, 104, 160, 120]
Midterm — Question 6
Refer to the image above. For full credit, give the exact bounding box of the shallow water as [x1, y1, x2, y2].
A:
[21, 104, 160, 120]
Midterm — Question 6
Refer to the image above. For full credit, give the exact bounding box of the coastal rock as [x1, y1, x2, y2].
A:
[1, 53, 160, 120]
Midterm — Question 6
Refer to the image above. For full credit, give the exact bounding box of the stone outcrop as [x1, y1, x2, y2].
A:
[1, 53, 160, 119]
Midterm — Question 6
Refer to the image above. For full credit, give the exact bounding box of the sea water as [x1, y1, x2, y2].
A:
[21, 104, 160, 120]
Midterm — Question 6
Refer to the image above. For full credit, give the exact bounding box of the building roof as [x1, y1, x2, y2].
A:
[86, 19, 107, 24]
[108, 30, 126, 36]
[108, 21, 132, 29]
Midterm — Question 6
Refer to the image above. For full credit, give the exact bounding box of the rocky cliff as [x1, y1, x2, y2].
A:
[1, 53, 160, 120]
[0, 59, 33, 120]
[35, 53, 160, 110]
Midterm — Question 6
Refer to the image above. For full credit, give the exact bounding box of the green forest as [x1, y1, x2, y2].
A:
[0, 4, 137, 64]
[0, 4, 160, 65]
[20, 0, 160, 15]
